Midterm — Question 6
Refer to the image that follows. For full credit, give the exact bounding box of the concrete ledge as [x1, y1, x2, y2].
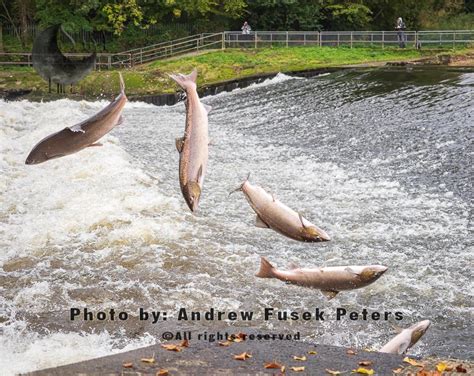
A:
[25, 339, 405, 375]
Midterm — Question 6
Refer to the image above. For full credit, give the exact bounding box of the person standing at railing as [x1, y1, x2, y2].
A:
[241, 21, 251, 35]
[395, 17, 406, 48]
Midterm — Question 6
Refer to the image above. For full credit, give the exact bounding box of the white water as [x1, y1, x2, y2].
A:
[0, 69, 473, 374]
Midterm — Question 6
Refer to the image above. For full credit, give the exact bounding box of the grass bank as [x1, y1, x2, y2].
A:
[0, 46, 472, 100]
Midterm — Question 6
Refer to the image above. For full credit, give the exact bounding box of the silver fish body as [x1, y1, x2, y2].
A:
[170, 70, 210, 212]
[379, 320, 431, 354]
[25, 73, 127, 164]
[235, 178, 330, 242]
[256, 257, 387, 299]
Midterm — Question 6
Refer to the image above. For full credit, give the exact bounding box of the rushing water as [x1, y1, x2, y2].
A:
[0, 67, 472, 374]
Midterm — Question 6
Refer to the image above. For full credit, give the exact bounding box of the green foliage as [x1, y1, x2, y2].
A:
[323, 2, 373, 30]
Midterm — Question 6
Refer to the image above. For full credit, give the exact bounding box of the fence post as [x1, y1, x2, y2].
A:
[337, 33, 340, 46]
[286, 31, 288, 47]
[414, 31, 418, 48]
[255, 31, 258, 48]
[453, 31, 455, 49]
[320, 31, 322, 47]
[140, 48, 143, 64]
[304, 32, 306, 46]
[382, 31, 384, 49]
[108, 55, 111, 69]
[221, 32, 225, 50]
[130, 53, 133, 68]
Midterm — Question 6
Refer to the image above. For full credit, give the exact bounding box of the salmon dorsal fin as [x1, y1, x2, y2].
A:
[287, 262, 299, 270]
[68, 124, 85, 133]
[175, 137, 185, 153]
[344, 266, 359, 276]
[321, 290, 339, 300]
[255, 215, 270, 228]
[391, 325, 403, 334]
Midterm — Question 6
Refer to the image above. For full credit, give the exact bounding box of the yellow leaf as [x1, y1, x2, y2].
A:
[218, 341, 232, 347]
[352, 368, 374, 375]
[308, 350, 318, 355]
[326, 369, 342, 375]
[293, 355, 307, 361]
[180, 339, 189, 348]
[436, 362, 447, 372]
[141, 357, 155, 364]
[122, 362, 133, 368]
[157, 369, 169, 376]
[392, 367, 403, 374]
[161, 344, 182, 352]
[403, 357, 424, 367]
[291, 366, 305, 372]
[347, 349, 357, 355]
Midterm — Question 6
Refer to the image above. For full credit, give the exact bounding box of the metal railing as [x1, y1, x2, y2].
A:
[0, 30, 473, 68]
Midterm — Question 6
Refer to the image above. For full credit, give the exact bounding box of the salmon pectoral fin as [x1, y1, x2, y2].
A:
[68, 124, 85, 133]
[196, 164, 203, 182]
[175, 137, 185, 153]
[88, 142, 103, 147]
[202, 103, 212, 114]
[255, 215, 270, 228]
[116, 115, 124, 126]
[321, 290, 339, 300]
[344, 267, 359, 276]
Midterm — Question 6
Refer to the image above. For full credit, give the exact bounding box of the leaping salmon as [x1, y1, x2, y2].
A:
[25, 72, 127, 165]
[231, 175, 330, 242]
[256, 257, 387, 299]
[169, 69, 211, 212]
[379, 320, 431, 354]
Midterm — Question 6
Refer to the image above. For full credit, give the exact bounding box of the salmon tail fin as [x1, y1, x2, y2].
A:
[118, 72, 125, 95]
[169, 69, 198, 91]
[255, 257, 276, 278]
[229, 172, 250, 196]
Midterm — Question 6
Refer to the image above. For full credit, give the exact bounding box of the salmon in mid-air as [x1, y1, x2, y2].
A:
[379, 320, 431, 354]
[169, 69, 211, 212]
[25, 73, 127, 164]
[256, 257, 387, 299]
[231, 175, 330, 242]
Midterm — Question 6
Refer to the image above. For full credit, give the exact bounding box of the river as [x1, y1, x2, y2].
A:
[0, 67, 472, 374]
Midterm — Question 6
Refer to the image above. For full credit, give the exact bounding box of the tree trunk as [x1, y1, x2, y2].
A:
[0, 24, 3, 53]
[18, 0, 28, 47]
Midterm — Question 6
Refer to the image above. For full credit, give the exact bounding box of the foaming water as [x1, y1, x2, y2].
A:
[0, 67, 473, 374]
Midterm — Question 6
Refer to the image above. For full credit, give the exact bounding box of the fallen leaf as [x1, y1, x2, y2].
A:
[180, 339, 189, 348]
[347, 349, 357, 355]
[326, 369, 343, 375]
[436, 362, 447, 372]
[157, 370, 169, 376]
[291, 366, 305, 372]
[358, 361, 373, 367]
[234, 352, 252, 360]
[218, 341, 232, 347]
[141, 357, 155, 364]
[161, 344, 182, 352]
[403, 357, 424, 367]
[455, 364, 467, 373]
[293, 355, 307, 361]
[392, 368, 403, 374]
[308, 350, 318, 355]
[352, 368, 374, 375]
[264, 362, 284, 369]
[122, 362, 133, 368]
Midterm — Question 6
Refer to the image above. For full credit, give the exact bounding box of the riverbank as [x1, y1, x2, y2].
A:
[24, 336, 472, 375]
[1, 46, 473, 102]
